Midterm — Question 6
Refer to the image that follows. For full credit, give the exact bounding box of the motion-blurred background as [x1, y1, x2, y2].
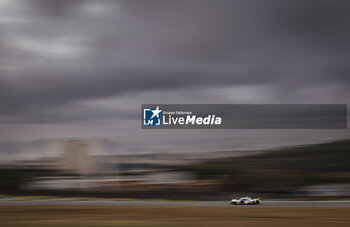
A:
[1, 0, 350, 200]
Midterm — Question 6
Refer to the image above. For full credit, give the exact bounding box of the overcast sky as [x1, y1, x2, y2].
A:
[0, 0, 350, 155]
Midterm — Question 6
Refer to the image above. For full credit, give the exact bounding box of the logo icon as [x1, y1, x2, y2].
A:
[143, 106, 162, 126]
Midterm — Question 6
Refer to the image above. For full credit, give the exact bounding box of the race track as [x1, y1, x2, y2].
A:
[1, 196, 350, 207]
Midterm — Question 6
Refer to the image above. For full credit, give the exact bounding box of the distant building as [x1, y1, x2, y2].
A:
[58, 140, 99, 175]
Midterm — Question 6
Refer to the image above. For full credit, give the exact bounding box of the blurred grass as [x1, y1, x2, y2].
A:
[0, 206, 349, 227]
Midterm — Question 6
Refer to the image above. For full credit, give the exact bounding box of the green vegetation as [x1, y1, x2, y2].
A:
[176, 139, 350, 192]
[0, 168, 50, 192]
[0, 169, 29, 191]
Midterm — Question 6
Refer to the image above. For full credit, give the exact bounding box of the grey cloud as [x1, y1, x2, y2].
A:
[0, 0, 349, 152]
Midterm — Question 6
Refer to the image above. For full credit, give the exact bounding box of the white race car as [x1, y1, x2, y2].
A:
[231, 197, 260, 205]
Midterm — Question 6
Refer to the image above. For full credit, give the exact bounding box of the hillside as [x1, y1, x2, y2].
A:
[177, 139, 350, 192]
[215, 139, 350, 173]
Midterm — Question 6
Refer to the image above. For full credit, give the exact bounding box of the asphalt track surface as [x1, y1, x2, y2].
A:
[1, 196, 350, 207]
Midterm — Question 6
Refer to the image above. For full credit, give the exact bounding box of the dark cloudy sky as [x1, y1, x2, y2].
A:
[0, 0, 349, 155]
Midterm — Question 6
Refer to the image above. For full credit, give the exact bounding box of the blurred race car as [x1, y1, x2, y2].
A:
[231, 197, 260, 205]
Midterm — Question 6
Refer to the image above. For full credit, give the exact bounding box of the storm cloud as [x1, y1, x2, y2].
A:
[0, 0, 349, 153]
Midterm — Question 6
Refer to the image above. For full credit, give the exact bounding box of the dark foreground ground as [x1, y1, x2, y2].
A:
[0, 206, 349, 227]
